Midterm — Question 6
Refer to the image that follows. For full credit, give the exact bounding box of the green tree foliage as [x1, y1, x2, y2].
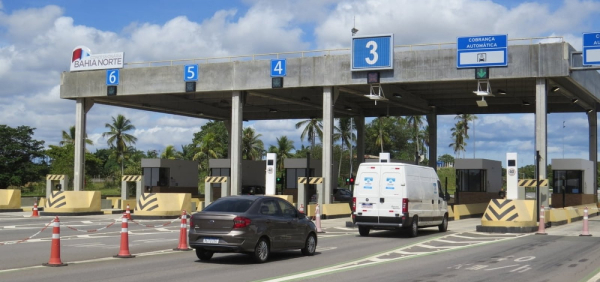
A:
[193, 132, 224, 172]
[102, 114, 138, 176]
[295, 118, 322, 155]
[364, 117, 412, 160]
[45, 144, 102, 187]
[0, 125, 47, 188]
[161, 145, 182, 160]
[438, 154, 455, 165]
[449, 114, 477, 158]
[268, 136, 295, 171]
[193, 120, 229, 158]
[242, 127, 264, 160]
[60, 125, 93, 146]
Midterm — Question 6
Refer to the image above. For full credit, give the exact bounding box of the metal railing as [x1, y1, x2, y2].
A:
[124, 36, 564, 68]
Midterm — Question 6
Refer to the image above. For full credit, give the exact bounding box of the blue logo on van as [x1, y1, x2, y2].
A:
[364, 177, 373, 184]
[386, 178, 395, 184]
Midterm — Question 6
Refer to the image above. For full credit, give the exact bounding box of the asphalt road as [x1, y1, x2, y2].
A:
[1, 212, 599, 282]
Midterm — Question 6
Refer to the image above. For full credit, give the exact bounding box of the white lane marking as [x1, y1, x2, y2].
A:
[263, 232, 532, 282]
[333, 227, 356, 231]
[415, 244, 455, 249]
[587, 269, 600, 282]
[81, 221, 93, 224]
[155, 228, 171, 232]
[3, 226, 15, 229]
[451, 234, 512, 240]
[316, 246, 337, 252]
[435, 239, 485, 244]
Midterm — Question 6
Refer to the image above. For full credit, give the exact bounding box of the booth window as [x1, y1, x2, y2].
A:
[456, 169, 487, 192]
[285, 168, 314, 189]
[209, 168, 230, 189]
[143, 167, 170, 187]
[553, 170, 582, 194]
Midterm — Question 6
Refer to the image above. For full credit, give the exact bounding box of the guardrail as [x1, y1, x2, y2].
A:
[124, 36, 564, 68]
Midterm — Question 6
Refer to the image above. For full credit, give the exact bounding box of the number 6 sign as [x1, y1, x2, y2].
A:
[351, 34, 394, 71]
[106, 69, 119, 85]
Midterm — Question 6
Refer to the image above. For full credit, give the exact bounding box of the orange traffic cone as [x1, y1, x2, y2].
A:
[31, 201, 39, 217]
[174, 210, 192, 251]
[580, 207, 592, 237]
[43, 216, 67, 266]
[125, 204, 131, 220]
[299, 204, 304, 214]
[114, 213, 135, 258]
[315, 204, 324, 233]
[536, 206, 547, 235]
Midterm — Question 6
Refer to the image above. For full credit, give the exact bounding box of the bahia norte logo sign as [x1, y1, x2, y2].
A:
[70, 46, 124, 72]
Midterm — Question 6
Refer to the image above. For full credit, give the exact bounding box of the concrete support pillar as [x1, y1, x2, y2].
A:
[535, 78, 548, 208]
[427, 110, 437, 171]
[230, 91, 243, 196]
[74, 98, 93, 191]
[322, 86, 334, 204]
[589, 110, 598, 202]
[225, 120, 232, 159]
[355, 116, 365, 165]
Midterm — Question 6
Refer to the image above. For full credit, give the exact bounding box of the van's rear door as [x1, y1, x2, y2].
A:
[379, 165, 404, 225]
[354, 165, 380, 223]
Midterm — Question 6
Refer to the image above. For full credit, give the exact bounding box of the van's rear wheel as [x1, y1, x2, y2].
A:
[358, 226, 370, 236]
[439, 213, 448, 232]
[408, 216, 418, 237]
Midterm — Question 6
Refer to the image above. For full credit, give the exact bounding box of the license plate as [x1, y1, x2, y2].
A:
[202, 238, 219, 244]
[362, 203, 373, 209]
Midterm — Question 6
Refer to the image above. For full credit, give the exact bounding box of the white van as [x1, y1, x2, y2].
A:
[352, 155, 449, 237]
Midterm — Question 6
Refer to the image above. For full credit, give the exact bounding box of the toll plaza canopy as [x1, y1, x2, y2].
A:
[60, 37, 600, 204]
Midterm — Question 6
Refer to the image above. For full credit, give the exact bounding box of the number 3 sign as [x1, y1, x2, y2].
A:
[351, 34, 394, 71]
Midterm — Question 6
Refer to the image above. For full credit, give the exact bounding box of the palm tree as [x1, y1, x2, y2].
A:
[193, 132, 223, 172]
[60, 126, 93, 146]
[456, 114, 478, 156]
[407, 116, 424, 162]
[242, 127, 264, 160]
[374, 117, 390, 153]
[449, 122, 466, 158]
[335, 118, 355, 178]
[102, 114, 138, 176]
[295, 118, 323, 155]
[268, 136, 295, 171]
[161, 145, 181, 160]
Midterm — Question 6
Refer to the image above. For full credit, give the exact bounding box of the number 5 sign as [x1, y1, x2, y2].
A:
[184, 64, 198, 81]
[351, 34, 394, 71]
[106, 69, 119, 85]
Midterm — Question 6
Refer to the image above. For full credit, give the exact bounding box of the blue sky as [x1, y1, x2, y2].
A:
[1, 0, 599, 167]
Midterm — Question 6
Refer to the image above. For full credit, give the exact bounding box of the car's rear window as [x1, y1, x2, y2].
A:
[204, 198, 255, 213]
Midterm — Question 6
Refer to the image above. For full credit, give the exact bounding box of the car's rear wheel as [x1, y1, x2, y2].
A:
[195, 248, 214, 261]
[408, 216, 418, 238]
[253, 238, 270, 263]
[358, 226, 370, 236]
[439, 213, 448, 232]
[301, 233, 317, 256]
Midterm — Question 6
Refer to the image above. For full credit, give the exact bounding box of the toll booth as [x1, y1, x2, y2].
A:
[208, 159, 266, 198]
[551, 159, 595, 208]
[454, 159, 502, 204]
[46, 174, 69, 198]
[141, 159, 199, 198]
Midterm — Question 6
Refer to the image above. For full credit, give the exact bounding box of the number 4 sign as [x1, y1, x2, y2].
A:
[106, 69, 119, 85]
[271, 59, 286, 77]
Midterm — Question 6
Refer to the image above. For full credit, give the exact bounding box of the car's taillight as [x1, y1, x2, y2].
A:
[233, 216, 251, 229]
[352, 197, 356, 212]
[402, 198, 408, 213]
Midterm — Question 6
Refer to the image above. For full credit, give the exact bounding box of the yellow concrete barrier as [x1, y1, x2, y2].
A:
[43, 191, 101, 215]
[106, 197, 121, 208]
[564, 207, 581, 223]
[190, 198, 206, 212]
[117, 199, 136, 210]
[478, 199, 538, 233]
[134, 193, 191, 218]
[0, 189, 21, 211]
[448, 205, 455, 220]
[549, 208, 568, 226]
[452, 203, 488, 220]
[305, 203, 350, 219]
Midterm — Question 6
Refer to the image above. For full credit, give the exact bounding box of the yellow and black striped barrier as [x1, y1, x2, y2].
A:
[122, 175, 142, 182]
[297, 177, 324, 184]
[477, 199, 538, 233]
[518, 179, 548, 187]
[46, 191, 67, 209]
[205, 176, 228, 183]
[46, 175, 65, 181]
[136, 193, 159, 211]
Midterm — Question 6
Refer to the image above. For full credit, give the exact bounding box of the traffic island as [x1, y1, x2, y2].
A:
[131, 192, 191, 219]
[40, 191, 103, 216]
[476, 199, 539, 233]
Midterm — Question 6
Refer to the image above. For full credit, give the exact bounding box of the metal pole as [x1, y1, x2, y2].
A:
[473, 119, 476, 158]
[563, 121, 565, 158]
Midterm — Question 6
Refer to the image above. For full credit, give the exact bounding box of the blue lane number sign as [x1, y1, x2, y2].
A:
[184, 64, 198, 81]
[583, 32, 600, 65]
[457, 34, 507, 68]
[271, 59, 286, 77]
[351, 34, 394, 71]
[106, 69, 119, 85]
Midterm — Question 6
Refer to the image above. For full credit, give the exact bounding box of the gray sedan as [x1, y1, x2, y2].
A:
[189, 195, 317, 263]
